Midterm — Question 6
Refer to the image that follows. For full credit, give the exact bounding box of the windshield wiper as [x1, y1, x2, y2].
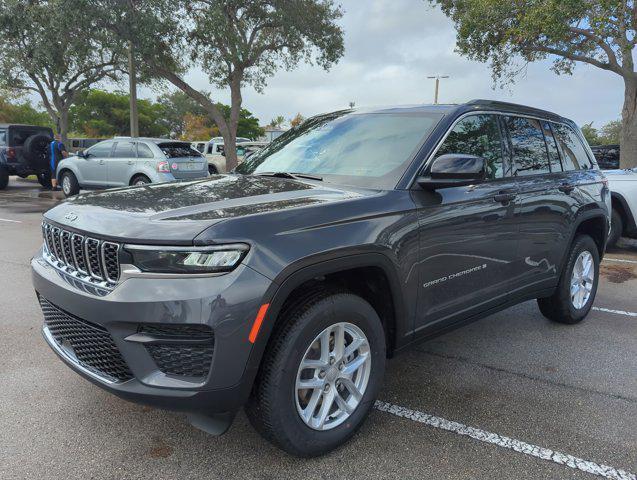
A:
[256, 172, 323, 181]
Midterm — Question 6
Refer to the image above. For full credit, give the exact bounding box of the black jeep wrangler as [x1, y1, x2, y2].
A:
[0, 123, 53, 189]
[33, 100, 610, 457]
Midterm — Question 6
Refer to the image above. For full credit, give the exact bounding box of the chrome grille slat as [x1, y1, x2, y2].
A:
[40, 222, 120, 285]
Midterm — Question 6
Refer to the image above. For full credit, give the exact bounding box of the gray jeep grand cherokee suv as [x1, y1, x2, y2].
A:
[32, 100, 610, 457]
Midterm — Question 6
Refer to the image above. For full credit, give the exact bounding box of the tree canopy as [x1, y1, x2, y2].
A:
[0, 0, 124, 141]
[0, 95, 52, 126]
[430, 0, 637, 168]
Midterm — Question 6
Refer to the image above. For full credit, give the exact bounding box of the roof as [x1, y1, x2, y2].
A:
[111, 136, 190, 144]
[0, 123, 53, 129]
[352, 99, 572, 123]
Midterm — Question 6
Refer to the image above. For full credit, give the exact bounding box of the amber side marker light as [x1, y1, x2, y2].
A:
[248, 304, 270, 343]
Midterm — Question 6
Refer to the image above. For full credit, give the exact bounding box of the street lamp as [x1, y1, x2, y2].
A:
[427, 75, 450, 104]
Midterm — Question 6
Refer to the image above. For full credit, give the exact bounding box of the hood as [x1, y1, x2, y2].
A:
[43, 175, 367, 244]
[604, 168, 637, 181]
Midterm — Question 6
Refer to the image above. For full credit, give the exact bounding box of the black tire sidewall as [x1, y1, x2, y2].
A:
[265, 294, 385, 456]
[608, 209, 623, 247]
[61, 171, 79, 196]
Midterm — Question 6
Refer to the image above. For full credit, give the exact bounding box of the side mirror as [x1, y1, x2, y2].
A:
[417, 154, 486, 190]
[76, 150, 87, 158]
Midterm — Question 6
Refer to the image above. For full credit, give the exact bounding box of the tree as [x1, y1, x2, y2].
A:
[158, 90, 264, 139]
[0, 95, 52, 126]
[269, 115, 286, 128]
[600, 119, 622, 144]
[0, 0, 124, 142]
[581, 122, 600, 146]
[88, 0, 344, 171]
[429, 0, 637, 168]
[290, 113, 306, 128]
[69, 90, 170, 138]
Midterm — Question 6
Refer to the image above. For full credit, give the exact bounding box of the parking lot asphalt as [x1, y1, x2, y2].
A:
[1, 178, 635, 479]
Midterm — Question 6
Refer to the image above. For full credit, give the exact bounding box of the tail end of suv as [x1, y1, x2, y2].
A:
[0, 124, 54, 190]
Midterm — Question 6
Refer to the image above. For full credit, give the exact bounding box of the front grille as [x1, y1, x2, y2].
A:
[40, 297, 133, 383]
[139, 324, 214, 378]
[42, 222, 120, 284]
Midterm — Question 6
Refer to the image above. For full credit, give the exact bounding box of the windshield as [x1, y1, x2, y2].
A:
[237, 111, 442, 189]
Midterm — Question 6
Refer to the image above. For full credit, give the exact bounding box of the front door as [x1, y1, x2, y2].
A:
[81, 141, 113, 186]
[412, 113, 520, 335]
[108, 141, 137, 186]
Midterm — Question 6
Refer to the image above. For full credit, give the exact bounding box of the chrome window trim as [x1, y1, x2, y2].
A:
[409, 110, 582, 188]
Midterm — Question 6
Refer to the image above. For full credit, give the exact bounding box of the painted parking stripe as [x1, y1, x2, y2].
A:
[593, 307, 637, 318]
[375, 401, 635, 480]
[604, 257, 637, 265]
[0, 218, 21, 223]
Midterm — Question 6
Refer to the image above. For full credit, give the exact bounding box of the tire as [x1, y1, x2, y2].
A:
[23, 134, 51, 169]
[0, 167, 8, 190]
[60, 171, 80, 197]
[37, 172, 52, 189]
[130, 174, 151, 186]
[208, 164, 218, 175]
[246, 290, 386, 457]
[537, 234, 600, 324]
[607, 208, 623, 248]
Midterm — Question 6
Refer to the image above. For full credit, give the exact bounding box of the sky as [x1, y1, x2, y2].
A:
[142, 0, 624, 128]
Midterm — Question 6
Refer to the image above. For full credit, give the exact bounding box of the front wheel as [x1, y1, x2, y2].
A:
[246, 290, 386, 457]
[537, 234, 600, 324]
[60, 171, 80, 197]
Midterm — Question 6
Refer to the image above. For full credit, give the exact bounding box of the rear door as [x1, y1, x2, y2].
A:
[81, 141, 113, 185]
[108, 140, 137, 186]
[413, 113, 521, 334]
[505, 116, 578, 290]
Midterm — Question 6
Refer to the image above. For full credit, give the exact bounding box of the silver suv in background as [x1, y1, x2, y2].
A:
[57, 138, 209, 197]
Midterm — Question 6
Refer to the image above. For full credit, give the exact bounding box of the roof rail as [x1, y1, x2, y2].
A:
[466, 99, 564, 121]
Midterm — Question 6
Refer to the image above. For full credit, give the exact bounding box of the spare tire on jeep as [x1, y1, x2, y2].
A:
[23, 134, 51, 170]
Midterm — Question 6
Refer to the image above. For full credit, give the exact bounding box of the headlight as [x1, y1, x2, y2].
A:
[124, 244, 249, 274]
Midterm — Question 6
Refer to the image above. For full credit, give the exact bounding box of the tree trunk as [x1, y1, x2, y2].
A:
[223, 76, 243, 172]
[620, 77, 637, 169]
[58, 108, 70, 145]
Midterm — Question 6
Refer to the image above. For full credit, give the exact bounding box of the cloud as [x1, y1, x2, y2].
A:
[139, 0, 623, 127]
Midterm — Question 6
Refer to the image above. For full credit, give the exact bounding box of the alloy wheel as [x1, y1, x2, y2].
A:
[570, 250, 594, 309]
[295, 322, 371, 431]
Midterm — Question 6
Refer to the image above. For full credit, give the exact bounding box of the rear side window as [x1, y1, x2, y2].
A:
[159, 143, 201, 158]
[552, 123, 592, 171]
[0, 129, 6, 147]
[541, 122, 562, 172]
[87, 141, 113, 157]
[137, 143, 154, 158]
[505, 116, 550, 176]
[435, 114, 504, 179]
[112, 141, 136, 158]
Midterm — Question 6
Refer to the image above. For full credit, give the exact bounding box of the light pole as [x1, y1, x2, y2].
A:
[427, 75, 449, 104]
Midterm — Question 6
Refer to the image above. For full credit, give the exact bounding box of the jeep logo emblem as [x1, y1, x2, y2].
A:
[64, 212, 78, 222]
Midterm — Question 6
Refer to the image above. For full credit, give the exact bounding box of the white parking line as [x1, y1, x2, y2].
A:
[375, 401, 635, 480]
[604, 257, 637, 265]
[593, 307, 637, 318]
[0, 218, 21, 223]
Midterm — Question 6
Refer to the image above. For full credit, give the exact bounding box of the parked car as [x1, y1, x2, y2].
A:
[33, 100, 609, 457]
[590, 144, 620, 170]
[604, 167, 637, 247]
[56, 138, 208, 197]
[195, 139, 266, 174]
[0, 123, 53, 189]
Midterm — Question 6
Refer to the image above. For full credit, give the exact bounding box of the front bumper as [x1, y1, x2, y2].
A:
[31, 248, 272, 416]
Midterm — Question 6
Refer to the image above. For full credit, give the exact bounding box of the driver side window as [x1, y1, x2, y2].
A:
[435, 114, 504, 180]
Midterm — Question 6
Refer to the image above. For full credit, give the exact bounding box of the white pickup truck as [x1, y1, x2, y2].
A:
[605, 168, 637, 247]
[191, 138, 265, 174]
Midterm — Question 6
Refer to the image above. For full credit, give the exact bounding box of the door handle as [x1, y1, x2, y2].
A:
[128, 160, 134, 165]
[99, 159, 105, 165]
[558, 183, 575, 194]
[494, 190, 518, 203]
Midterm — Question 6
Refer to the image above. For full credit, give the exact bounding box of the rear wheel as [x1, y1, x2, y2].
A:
[537, 234, 599, 324]
[246, 290, 386, 457]
[607, 208, 623, 248]
[130, 174, 151, 186]
[60, 171, 80, 197]
[37, 172, 52, 189]
[208, 164, 218, 175]
[0, 167, 8, 190]
[23, 134, 51, 170]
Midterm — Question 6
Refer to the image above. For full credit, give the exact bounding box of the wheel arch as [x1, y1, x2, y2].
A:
[244, 252, 407, 386]
[560, 208, 609, 273]
[611, 191, 636, 234]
